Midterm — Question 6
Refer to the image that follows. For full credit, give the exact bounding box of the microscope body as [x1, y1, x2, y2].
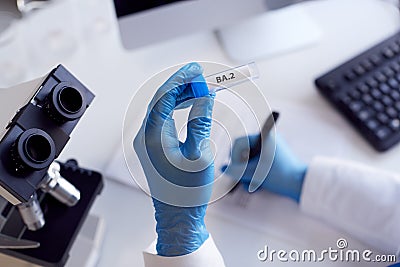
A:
[0, 65, 94, 205]
[0, 65, 104, 267]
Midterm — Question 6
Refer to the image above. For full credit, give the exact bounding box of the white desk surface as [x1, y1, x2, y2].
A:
[3, 0, 400, 266]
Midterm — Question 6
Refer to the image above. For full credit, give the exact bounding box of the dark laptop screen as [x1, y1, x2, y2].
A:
[114, 0, 188, 18]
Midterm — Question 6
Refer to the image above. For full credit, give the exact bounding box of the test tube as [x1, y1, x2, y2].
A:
[191, 62, 259, 97]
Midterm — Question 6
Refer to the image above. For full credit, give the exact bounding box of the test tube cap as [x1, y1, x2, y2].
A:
[190, 74, 209, 98]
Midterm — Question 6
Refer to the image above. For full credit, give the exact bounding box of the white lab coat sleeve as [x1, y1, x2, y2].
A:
[300, 156, 400, 255]
[142, 235, 226, 267]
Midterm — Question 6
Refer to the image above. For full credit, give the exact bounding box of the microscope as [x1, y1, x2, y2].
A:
[0, 65, 103, 266]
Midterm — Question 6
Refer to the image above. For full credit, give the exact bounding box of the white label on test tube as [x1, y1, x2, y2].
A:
[205, 62, 259, 94]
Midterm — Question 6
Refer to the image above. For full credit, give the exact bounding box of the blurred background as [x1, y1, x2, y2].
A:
[0, 0, 399, 266]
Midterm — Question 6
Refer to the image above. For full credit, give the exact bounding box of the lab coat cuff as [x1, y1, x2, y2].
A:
[299, 156, 336, 215]
[143, 235, 225, 267]
[299, 156, 400, 255]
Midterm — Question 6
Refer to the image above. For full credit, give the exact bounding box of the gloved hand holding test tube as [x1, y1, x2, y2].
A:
[190, 62, 259, 97]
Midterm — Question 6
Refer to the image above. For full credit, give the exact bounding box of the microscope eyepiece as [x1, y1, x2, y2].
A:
[58, 86, 84, 114]
[11, 128, 56, 174]
[25, 134, 52, 163]
[45, 82, 86, 123]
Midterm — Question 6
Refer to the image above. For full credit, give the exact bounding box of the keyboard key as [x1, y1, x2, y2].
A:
[349, 101, 363, 112]
[370, 54, 382, 65]
[366, 119, 379, 131]
[350, 90, 361, 99]
[380, 83, 391, 93]
[391, 91, 400, 101]
[373, 101, 384, 112]
[325, 80, 337, 91]
[383, 66, 395, 77]
[383, 47, 395, 58]
[388, 78, 399, 89]
[339, 95, 352, 105]
[375, 72, 387, 82]
[386, 107, 398, 118]
[382, 96, 393, 106]
[353, 65, 366, 76]
[356, 83, 370, 93]
[344, 71, 356, 81]
[377, 113, 389, 124]
[375, 127, 391, 140]
[390, 61, 400, 72]
[389, 119, 400, 131]
[361, 59, 374, 71]
[366, 77, 378, 88]
[362, 94, 373, 104]
[357, 109, 371, 121]
[391, 43, 400, 54]
[395, 101, 400, 111]
[371, 88, 382, 99]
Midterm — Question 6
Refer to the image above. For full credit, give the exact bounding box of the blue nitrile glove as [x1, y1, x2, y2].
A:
[223, 134, 307, 202]
[133, 62, 215, 257]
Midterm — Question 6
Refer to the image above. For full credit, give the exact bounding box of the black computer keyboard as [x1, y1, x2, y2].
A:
[315, 31, 400, 151]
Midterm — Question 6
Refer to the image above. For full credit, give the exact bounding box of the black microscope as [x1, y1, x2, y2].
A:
[0, 65, 103, 266]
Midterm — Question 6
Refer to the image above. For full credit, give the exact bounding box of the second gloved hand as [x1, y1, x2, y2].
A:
[223, 134, 307, 202]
